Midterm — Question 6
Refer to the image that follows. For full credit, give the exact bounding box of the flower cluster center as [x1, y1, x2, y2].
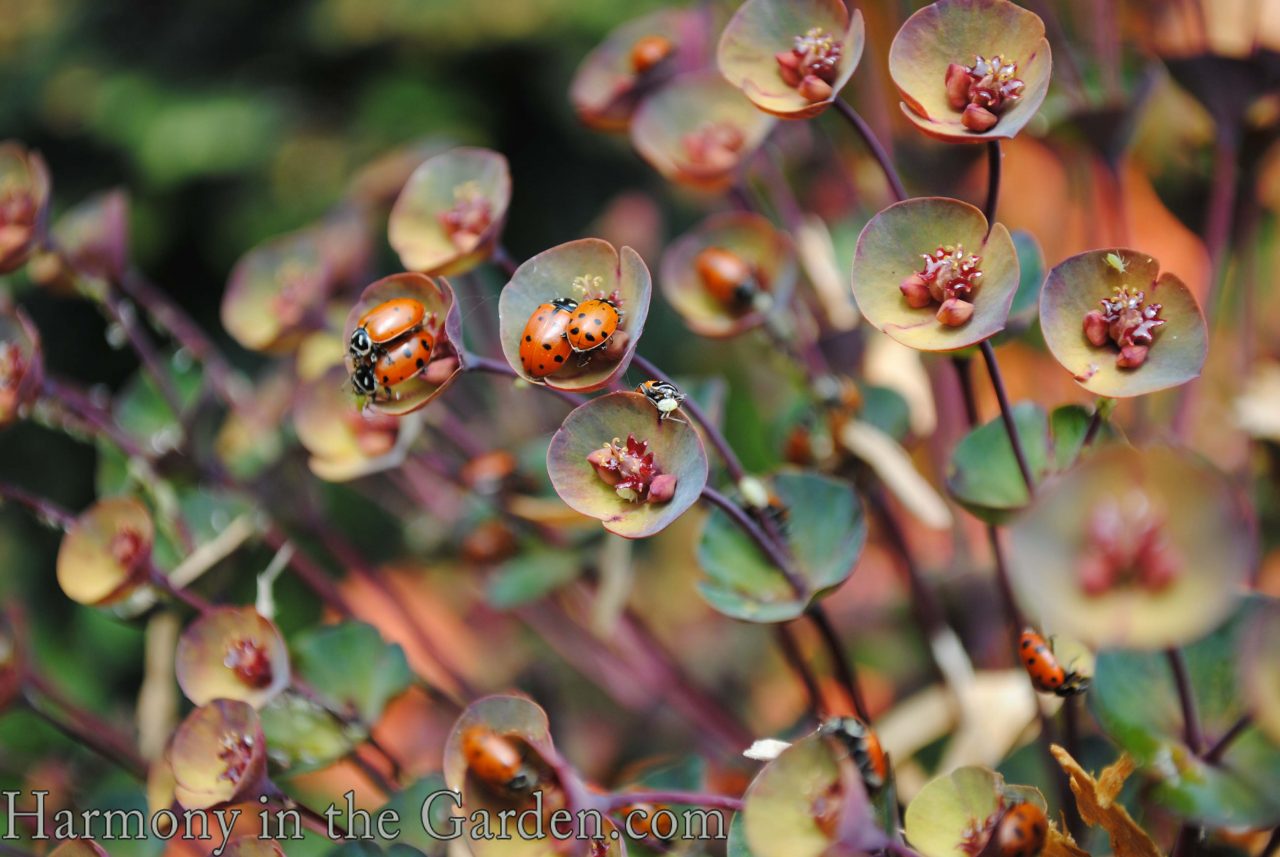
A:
[109, 527, 146, 570]
[681, 122, 746, 170]
[776, 27, 842, 101]
[587, 433, 677, 504]
[945, 54, 1024, 132]
[217, 731, 257, 783]
[1082, 286, 1165, 370]
[1079, 493, 1181, 596]
[438, 181, 493, 252]
[0, 342, 25, 391]
[899, 244, 983, 327]
[224, 637, 274, 689]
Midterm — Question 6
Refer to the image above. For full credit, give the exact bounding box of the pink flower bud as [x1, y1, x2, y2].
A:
[899, 273, 933, 308]
[1082, 310, 1110, 347]
[647, 473, 678, 504]
[1116, 344, 1149, 369]
[587, 447, 621, 485]
[935, 298, 975, 327]
[961, 104, 999, 132]
[1077, 552, 1113, 597]
[798, 74, 833, 102]
[775, 51, 803, 88]
[945, 63, 973, 110]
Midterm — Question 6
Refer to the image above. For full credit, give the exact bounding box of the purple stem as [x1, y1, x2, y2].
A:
[831, 99, 908, 203]
[1082, 405, 1105, 448]
[1167, 648, 1204, 753]
[776, 624, 823, 720]
[979, 341, 1035, 496]
[101, 287, 185, 417]
[150, 563, 215, 613]
[263, 526, 356, 617]
[1202, 713, 1251, 764]
[700, 485, 804, 596]
[630, 353, 745, 483]
[492, 245, 520, 279]
[0, 481, 74, 528]
[983, 142, 1002, 234]
[24, 673, 147, 780]
[807, 604, 870, 723]
[41, 376, 150, 461]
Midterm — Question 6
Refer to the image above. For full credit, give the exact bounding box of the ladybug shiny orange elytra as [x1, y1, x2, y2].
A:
[460, 725, 534, 794]
[1019, 629, 1090, 697]
[350, 298, 427, 359]
[565, 298, 621, 354]
[694, 246, 759, 309]
[820, 717, 888, 792]
[993, 802, 1048, 857]
[370, 330, 436, 395]
[519, 298, 577, 378]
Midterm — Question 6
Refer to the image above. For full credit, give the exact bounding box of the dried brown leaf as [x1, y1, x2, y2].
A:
[1050, 745, 1160, 857]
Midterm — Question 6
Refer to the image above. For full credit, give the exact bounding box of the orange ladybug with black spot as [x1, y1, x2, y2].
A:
[565, 298, 622, 354]
[519, 298, 577, 378]
[370, 330, 436, 395]
[461, 725, 534, 794]
[820, 717, 888, 792]
[1019, 629, 1089, 697]
[350, 298, 427, 360]
[994, 802, 1047, 857]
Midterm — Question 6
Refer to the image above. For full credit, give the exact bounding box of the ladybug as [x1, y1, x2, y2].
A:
[993, 802, 1047, 857]
[519, 298, 577, 378]
[351, 363, 378, 397]
[1019, 629, 1090, 697]
[820, 717, 888, 792]
[630, 35, 674, 75]
[461, 725, 534, 794]
[694, 246, 760, 309]
[350, 298, 427, 359]
[565, 299, 622, 354]
[370, 330, 436, 395]
[619, 801, 664, 839]
[636, 380, 686, 421]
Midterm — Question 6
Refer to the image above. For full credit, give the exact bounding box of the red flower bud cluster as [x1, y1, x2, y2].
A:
[899, 245, 983, 327]
[1082, 286, 1165, 370]
[680, 122, 747, 173]
[944, 54, 1024, 132]
[776, 27, 842, 102]
[437, 183, 493, 253]
[1079, 495, 1181, 596]
[587, 433, 678, 503]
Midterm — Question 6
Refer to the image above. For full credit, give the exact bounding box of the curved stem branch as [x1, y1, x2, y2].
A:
[807, 604, 870, 723]
[700, 486, 804, 596]
[979, 341, 1035, 496]
[463, 352, 587, 408]
[983, 141, 1002, 233]
[831, 99, 908, 203]
[631, 353, 746, 483]
[1167, 648, 1204, 754]
[1202, 713, 1251, 765]
[775, 624, 823, 721]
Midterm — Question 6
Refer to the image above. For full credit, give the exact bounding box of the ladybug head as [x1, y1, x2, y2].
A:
[505, 767, 534, 794]
[350, 327, 373, 357]
[352, 365, 377, 396]
[551, 297, 579, 313]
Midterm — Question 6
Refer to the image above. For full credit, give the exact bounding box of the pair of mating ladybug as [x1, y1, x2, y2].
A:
[349, 298, 437, 398]
[518, 296, 622, 378]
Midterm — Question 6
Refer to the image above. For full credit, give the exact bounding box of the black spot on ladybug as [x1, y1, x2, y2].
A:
[585, 333, 596, 342]
[525, 335, 532, 342]
[381, 375, 389, 383]
[570, 327, 580, 335]
[594, 318, 603, 325]
[578, 312, 586, 319]
[1021, 639, 1032, 648]
[538, 315, 546, 321]
[416, 359, 425, 369]
[542, 343, 552, 351]
[554, 355, 564, 363]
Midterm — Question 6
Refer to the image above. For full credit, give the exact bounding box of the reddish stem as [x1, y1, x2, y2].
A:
[24, 673, 147, 780]
[1167, 648, 1204, 754]
[831, 99, 908, 203]
[983, 141, 1002, 234]
[979, 341, 1035, 496]
[631, 353, 746, 483]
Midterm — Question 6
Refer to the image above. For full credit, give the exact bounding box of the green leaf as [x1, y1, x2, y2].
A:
[698, 471, 865, 623]
[1090, 596, 1280, 828]
[487, 550, 581, 609]
[260, 693, 356, 773]
[292, 621, 413, 723]
[861, 384, 911, 441]
[114, 356, 204, 445]
[727, 814, 757, 857]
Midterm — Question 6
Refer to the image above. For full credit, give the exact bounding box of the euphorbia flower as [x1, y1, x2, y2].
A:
[168, 699, 267, 810]
[56, 496, 154, 607]
[850, 197, 1019, 351]
[1040, 249, 1206, 397]
[175, 607, 291, 709]
[889, 0, 1051, 142]
[0, 142, 50, 274]
[1008, 446, 1254, 650]
[548, 392, 707, 538]
[718, 0, 865, 118]
[388, 148, 511, 276]
[631, 71, 775, 191]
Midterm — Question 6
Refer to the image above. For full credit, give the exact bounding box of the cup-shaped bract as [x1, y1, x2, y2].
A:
[1040, 249, 1207, 398]
[718, 0, 865, 119]
[1008, 446, 1254, 651]
[175, 607, 291, 709]
[661, 212, 797, 337]
[388, 148, 511, 277]
[294, 365, 422, 481]
[903, 767, 1045, 857]
[0, 305, 44, 428]
[222, 229, 331, 353]
[631, 71, 775, 192]
[498, 238, 651, 392]
[571, 8, 707, 131]
[342, 272, 464, 416]
[168, 699, 267, 810]
[889, 0, 1050, 142]
[547, 392, 708, 539]
[850, 198, 1018, 351]
[0, 142, 50, 274]
[743, 730, 888, 857]
[53, 189, 129, 282]
[56, 496, 154, 607]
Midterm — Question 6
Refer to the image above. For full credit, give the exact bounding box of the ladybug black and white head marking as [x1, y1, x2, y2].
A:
[352, 365, 377, 396]
[350, 327, 373, 358]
